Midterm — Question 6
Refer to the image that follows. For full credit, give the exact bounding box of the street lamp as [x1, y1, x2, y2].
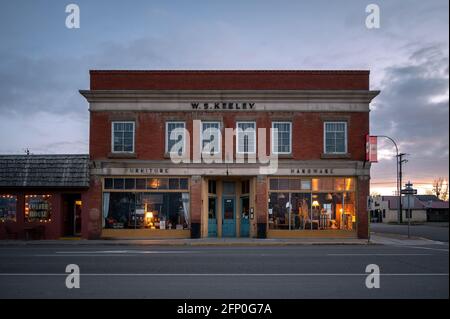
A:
[374, 135, 407, 224]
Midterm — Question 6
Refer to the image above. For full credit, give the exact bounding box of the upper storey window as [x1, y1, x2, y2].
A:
[112, 121, 135, 153]
[272, 122, 292, 154]
[236, 121, 256, 154]
[166, 122, 186, 155]
[201, 121, 221, 155]
[324, 122, 347, 154]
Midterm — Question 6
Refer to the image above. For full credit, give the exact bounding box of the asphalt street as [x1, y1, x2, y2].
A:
[370, 223, 449, 242]
[0, 243, 448, 299]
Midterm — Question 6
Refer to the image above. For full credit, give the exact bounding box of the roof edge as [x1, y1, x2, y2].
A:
[89, 69, 371, 74]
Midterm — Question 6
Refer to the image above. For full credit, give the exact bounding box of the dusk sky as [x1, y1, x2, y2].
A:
[0, 0, 448, 195]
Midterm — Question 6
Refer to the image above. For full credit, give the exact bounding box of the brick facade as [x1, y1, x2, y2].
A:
[90, 111, 369, 162]
[90, 70, 369, 91]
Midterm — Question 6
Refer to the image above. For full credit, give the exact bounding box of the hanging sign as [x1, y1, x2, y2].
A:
[366, 135, 378, 162]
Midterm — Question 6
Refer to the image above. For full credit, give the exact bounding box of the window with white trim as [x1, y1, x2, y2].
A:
[201, 121, 221, 154]
[166, 121, 185, 155]
[236, 121, 256, 154]
[272, 122, 292, 154]
[324, 122, 347, 154]
[112, 121, 135, 153]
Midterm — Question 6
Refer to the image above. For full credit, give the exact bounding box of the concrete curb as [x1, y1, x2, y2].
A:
[0, 239, 371, 247]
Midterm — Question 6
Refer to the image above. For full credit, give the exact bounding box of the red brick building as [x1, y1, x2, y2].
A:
[80, 70, 379, 239]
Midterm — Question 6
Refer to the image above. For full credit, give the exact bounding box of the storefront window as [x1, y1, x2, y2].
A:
[270, 178, 310, 191]
[103, 192, 190, 230]
[343, 192, 356, 230]
[311, 193, 343, 230]
[0, 195, 17, 222]
[269, 177, 356, 231]
[268, 192, 290, 229]
[290, 193, 311, 230]
[104, 178, 189, 191]
[25, 195, 52, 222]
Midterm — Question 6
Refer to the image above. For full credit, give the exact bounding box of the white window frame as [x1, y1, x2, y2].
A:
[323, 121, 348, 154]
[165, 121, 186, 154]
[200, 121, 221, 155]
[271, 121, 292, 155]
[236, 121, 257, 154]
[111, 121, 135, 153]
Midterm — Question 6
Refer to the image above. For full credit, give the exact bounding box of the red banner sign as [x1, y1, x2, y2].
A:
[366, 135, 378, 162]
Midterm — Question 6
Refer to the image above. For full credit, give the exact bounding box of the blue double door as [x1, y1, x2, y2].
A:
[208, 181, 250, 238]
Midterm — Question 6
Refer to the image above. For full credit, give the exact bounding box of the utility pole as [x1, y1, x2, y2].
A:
[397, 153, 408, 223]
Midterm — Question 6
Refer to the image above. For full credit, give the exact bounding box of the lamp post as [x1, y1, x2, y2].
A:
[374, 135, 403, 224]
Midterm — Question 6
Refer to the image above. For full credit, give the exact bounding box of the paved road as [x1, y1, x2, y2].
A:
[0, 243, 448, 299]
[371, 223, 449, 242]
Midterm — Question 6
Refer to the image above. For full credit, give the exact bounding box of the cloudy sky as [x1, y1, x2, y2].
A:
[0, 0, 448, 195]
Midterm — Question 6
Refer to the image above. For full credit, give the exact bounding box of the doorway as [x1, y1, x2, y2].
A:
[222, 197, 236, 237]
[208, 197, 217, 237]
[63, 194, 82, 237]
[240, 196, 250, 237]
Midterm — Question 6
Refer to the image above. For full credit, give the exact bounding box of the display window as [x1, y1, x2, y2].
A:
[25, 195, 52, 223]
[269, 177, 356, 231]
[0, 195, 17, 222]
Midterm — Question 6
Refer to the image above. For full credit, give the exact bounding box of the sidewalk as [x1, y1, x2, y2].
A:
[369, 232, 447, 246]
[0, 237, 370, 246]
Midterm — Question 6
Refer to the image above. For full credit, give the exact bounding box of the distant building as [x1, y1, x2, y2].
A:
[416, 195, 449, 222]
[369, 194, 449, 223]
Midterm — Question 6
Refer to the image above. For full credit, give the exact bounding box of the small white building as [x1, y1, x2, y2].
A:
[369, 195, 427, 223]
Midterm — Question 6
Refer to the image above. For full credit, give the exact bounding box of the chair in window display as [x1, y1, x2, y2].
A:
[319, 208, 331, 229]
[306, 202, 320, 230]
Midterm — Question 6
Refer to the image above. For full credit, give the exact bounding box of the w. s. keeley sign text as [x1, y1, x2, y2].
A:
[191, 102, 255, 110]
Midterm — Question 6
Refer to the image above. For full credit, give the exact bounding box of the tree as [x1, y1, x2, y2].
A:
[432, 178, 449, 201]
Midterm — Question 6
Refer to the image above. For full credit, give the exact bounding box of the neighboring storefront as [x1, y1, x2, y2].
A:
[0, 155, 89, 240]
[80, 70, 379, 239]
